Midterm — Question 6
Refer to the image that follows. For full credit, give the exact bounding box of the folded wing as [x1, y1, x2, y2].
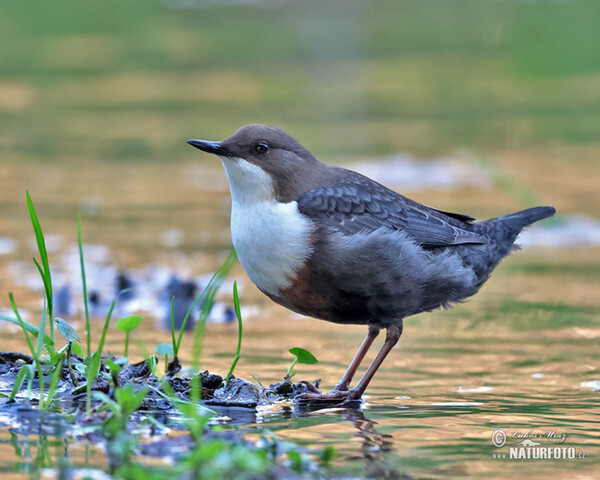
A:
[296, 173, 486, 247]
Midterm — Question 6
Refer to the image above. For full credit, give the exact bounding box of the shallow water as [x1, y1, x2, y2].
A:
[1, 0, 599, 477]
[0, 155, 598, 478]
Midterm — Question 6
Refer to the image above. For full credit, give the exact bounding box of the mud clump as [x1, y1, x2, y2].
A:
[0, 351, 320, 411]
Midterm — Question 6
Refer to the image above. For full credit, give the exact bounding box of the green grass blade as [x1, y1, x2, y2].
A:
[225, 281, 243, 381]
[9, 365, 35, 402]
[9, 293, 45, 402]
[44, 354, 65, 411]
[176, 248, 237, 356]
[35, 297, 47, 359]
[32, 257, 53, 347]
[77, 215, 91, 358]
[190, 249, 237, 368]
[0, 315, 54, 351]
[175, 278, 218, 353]
[86, 352, 102, 415]
[97, 300, 115, 354]
[170, 296, 176, 355]
[8, 294, 37, 359]
[26, 190, 54, 343]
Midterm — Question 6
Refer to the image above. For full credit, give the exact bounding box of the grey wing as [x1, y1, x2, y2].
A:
[296, 177, 486, 246]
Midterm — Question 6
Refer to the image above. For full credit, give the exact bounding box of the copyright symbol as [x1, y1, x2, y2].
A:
[492, 429, 506, 448]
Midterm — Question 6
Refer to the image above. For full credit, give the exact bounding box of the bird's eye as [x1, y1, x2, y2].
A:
[254, 142, 269, 155]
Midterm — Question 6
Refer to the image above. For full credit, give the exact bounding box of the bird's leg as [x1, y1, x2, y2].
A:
[332, 326, 380, 392]
[344, 323, 402, 401]
[296, 322, 402, 403]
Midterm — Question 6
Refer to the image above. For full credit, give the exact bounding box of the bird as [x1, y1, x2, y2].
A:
[187, 124, 555, 404]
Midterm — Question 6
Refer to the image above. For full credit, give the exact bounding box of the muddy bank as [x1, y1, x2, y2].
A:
[0, 350, 337, 478]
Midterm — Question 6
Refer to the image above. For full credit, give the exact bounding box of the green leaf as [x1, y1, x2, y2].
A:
[319, 446, 336, 466]
[9, 365, 35, 402]
[114, 315, 143, 332]
[289, 347, 318, 365]
[155, 343, 174, 356]
[287, 450, 303, 473]
[105, 358, 123, 378]
[93, 392, 121, 414]
[114, 384, 148, 416]
[84, 351, 102, 381]
[59, 341, 84, 357]
[70, 342, 84, 357]
[55, 317, 81, 343]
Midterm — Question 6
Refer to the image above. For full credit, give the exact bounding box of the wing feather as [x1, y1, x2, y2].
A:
[296, 173, 486, 247]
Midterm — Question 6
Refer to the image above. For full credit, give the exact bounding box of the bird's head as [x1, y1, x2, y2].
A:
[188, 124, 323, 202]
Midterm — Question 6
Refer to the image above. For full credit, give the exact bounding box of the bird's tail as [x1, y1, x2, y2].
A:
[492, 206, 555, 230]
[480, 205, 555, 246]
[466, 206, 555, 285]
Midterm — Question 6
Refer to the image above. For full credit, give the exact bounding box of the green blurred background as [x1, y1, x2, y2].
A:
[1, 0, 598, 162]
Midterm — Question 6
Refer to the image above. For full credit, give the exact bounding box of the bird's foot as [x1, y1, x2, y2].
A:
[294, 386, 362, 406]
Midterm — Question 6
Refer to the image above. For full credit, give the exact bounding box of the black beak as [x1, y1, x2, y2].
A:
[187, 139, 228, 156]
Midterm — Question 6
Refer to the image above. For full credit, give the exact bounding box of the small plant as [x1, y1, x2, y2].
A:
[286, 347, 318, 378]
[42, 353, 65, 415]
[96, 384, 149, 438]
[55, 316, 82, 385]
[163, 248, 236, 372]
[114, 315, 143, 358]
[105, 357, 125, 387]
[162, 296, 182, 376]
[84, 352, 102, 414]
[95, 384, 149, 472]
[155, 342, 174, 375]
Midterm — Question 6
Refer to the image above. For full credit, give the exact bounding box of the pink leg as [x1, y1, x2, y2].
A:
[296, 323, 402, 403]
[345, 324, 402, 400]
[333, 326, 380, 391]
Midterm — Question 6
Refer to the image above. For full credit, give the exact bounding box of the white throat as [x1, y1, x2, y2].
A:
[219, 157, 313, 295]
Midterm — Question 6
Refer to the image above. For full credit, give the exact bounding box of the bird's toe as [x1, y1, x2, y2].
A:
[294, 388, 362, 406]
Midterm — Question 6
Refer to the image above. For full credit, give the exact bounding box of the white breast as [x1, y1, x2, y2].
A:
[220, 157, 314, 295]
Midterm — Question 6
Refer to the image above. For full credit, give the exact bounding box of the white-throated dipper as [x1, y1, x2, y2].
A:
[187, 124, 555, 404]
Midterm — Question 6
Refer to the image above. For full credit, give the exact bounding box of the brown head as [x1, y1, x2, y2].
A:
[188, 124, 330, 202]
